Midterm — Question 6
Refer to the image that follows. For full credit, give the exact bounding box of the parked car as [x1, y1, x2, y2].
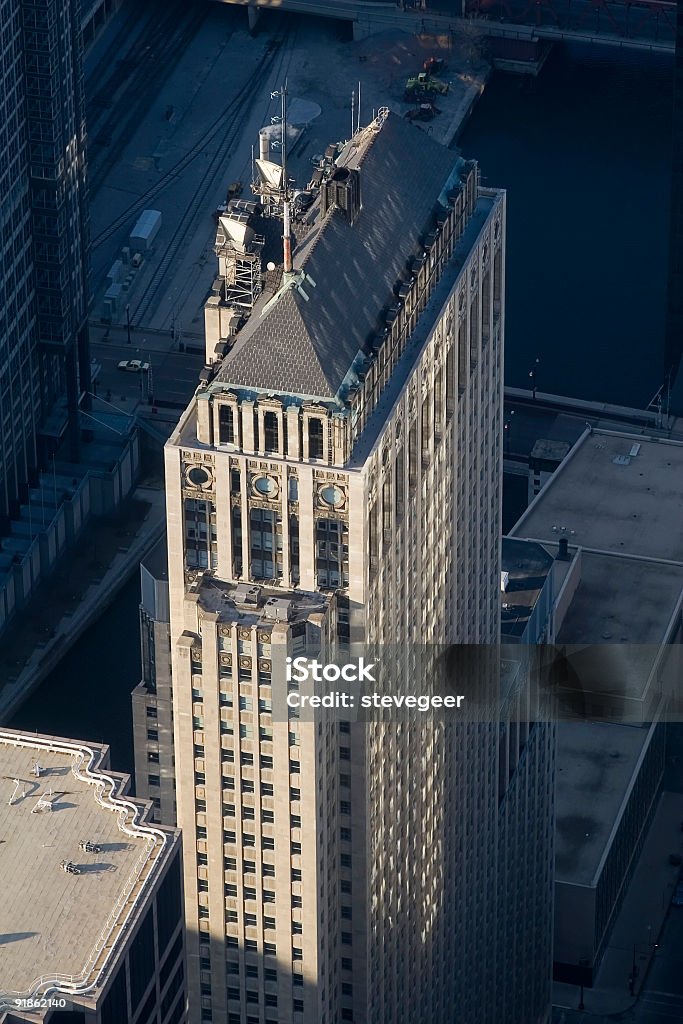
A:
[117, 359, 149, 373]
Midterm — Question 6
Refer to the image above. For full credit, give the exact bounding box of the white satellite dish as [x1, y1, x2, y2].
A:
[267, 262, 276, 271]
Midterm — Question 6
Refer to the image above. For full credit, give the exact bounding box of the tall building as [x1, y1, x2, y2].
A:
[133, 538, 178, 827]
[0, 0, 90, 527]
[162, 111, 553, 1023]
[0, 727, 186, 1024]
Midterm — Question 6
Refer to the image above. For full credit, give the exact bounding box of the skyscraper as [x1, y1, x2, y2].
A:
[162, 110, 552, 1023]
[0, 0, 90, 526]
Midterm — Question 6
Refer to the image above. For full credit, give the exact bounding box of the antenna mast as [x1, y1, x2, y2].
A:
[280, 82, 293, 275]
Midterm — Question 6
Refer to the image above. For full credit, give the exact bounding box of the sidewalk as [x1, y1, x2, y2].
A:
[553, 790, 683, 1016]
[0, 483, 166, 721]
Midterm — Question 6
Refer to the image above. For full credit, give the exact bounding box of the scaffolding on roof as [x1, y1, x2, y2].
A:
[214, 208, 265, 312]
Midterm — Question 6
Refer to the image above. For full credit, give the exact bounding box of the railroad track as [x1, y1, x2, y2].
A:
[87, 0, 209, 197]
[128, 26, 293, 328]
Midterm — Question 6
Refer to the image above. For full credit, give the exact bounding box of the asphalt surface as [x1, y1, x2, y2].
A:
[90, 331, 205, 411]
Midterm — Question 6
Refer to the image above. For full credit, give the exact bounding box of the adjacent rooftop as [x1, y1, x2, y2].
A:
[501, 537, 555, 639]
[555, 721, 651, 885]
[514, 430, 683, 563]
[0, 730, 170, 1006]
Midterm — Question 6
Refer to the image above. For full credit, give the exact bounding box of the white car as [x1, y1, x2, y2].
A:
[118, 359, 150, 373]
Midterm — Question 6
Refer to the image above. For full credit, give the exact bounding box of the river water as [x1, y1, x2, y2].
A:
[8, 42, 674, 777]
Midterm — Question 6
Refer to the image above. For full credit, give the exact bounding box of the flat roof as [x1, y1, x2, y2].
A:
[196, 577, 330, 626]
[555, 721, 651, 885]
[558, 551, 683, 651]
[513, 430, 683, 563]
[0, 730, 171, 1006]
[501, 537, 554, 638]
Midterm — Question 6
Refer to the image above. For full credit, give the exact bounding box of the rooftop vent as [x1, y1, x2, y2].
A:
[264, 597, 293, 621]
[320, 166, 361, 225]
[234, 583, 262, 607]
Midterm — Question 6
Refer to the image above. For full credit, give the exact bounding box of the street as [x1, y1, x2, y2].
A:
[89, 327, 205, 412]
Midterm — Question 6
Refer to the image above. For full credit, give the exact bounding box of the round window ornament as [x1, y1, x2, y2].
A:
[253, 475, 278, 497]
[187, 465, 212, 488]
[320, 484, 345, 508]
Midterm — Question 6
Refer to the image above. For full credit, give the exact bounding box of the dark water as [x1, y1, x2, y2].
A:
[11, 45, 674, 768]
[10, 575, 141, 775]
[460, 43, 673, 406]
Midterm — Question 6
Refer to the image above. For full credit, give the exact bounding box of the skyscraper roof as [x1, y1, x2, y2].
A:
[216, 111, 463, 399]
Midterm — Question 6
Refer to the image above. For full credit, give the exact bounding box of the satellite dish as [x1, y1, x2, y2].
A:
[267, 262, 276, 271]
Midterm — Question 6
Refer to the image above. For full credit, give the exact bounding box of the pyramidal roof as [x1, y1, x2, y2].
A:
[216, 111, 462, 400]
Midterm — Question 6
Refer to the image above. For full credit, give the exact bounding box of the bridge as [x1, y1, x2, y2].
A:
[213, 0, 677, 52]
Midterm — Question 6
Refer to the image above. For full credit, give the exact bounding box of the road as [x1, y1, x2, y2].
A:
[89, 329, 205, 411]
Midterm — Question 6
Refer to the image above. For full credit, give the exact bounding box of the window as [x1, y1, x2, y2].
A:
[225, 857, 237, 870]
[146, 706, 157, 719]
[263, 809, 275, 824]
[246, 965, 259, 979]
[290, 814, 301, 828]
[341, 854, 352, 868]
[341, 932, 352, 945]
[264, 943, 277, 956]
[340, 827, 352, 842]
[291, 842, 302, 855]
[263, 890, 276, 903]
[290, 788, 301, 801]
[340, 747, 350, 761]
[341, 906, 352, 920]
[244, 887, 257, 900]
[292, 869, 302, 882]
[265, 969, 277, 983]
[245, 913, 257, 927]
[341, 958, 352, 971]
[219, 404, 234, 444]
[264, 916, 276, 929]
[261, 783, 274, 797]
[308, 418, 324, 459]
[291, 895, 302, 909]
[263, 863, 275, 877]
[225, 883, 238, 897]
[147, 728, 158, 741]
[292, 921, 303, 934]
[148, 751, 160, 763]
[292, 947, 303, 961]
[148, 774, 160, 787]
[264, 411, 279, 452]
[261, 755, 274, 769]
[293, 999, 304, 1012]
[226, 910, 238, 924]
[340, 801, 351, 815]
[290, 760, 301, 773]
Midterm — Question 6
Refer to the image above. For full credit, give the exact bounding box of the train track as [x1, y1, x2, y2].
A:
[87, 0, 209, 197]
[128, 26, 293, 328]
